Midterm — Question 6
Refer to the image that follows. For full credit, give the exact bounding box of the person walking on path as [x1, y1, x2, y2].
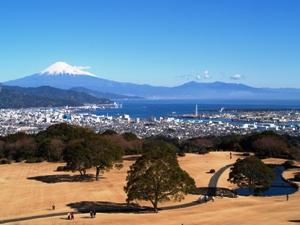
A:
[212, 196, 214, 202]
[71, 212, 74, 220]
[52, 203, 55, 210]
[93, 210, 96, 218]
[67, 213, 70, 220]
[90, 211, 93, 218]
[287, 194, 289, 201]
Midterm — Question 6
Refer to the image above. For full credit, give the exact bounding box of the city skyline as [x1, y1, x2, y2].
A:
[0, 0, 299, 88]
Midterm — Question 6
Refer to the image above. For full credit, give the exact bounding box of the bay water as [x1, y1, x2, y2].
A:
[94, 99, 300, 120]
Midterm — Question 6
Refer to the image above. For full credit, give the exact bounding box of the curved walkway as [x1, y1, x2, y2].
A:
[207, 164, 233, 196]
[0, 165, 233, 224]
[208, 164, 233, 188]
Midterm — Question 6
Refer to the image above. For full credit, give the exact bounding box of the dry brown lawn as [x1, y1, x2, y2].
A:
[0, 152, 299, 225]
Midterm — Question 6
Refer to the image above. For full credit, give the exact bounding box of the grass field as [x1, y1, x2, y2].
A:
[0, 152, 299, 225]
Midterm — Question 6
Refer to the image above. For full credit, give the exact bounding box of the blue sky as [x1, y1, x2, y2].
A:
[0, 0, 299, 88]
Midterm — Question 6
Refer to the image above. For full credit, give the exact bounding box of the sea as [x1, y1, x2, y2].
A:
[92, 99, 300, 120]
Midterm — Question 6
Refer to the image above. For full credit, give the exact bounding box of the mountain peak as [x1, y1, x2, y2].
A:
[40, 62, 96, 77]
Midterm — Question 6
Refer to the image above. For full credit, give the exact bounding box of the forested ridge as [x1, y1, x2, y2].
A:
[0, 85, 112, 108]
[0, 89, 81, 108]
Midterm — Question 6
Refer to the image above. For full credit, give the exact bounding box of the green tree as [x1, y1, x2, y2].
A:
[85, 135, 124, 181]
[124, 140, 196, 213]
[36, 123, 94, 141]
[35, 123, 95, 162]
[62, 134, 124, 181]
[63, 143, 94, 180]
[122, 132, 138, 141]
[228, 156, 276, 196]
[101, 129, 117, 136]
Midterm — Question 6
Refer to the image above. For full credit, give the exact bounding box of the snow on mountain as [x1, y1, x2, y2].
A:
[3, 62, 300, 100]
[40, 62, 97, 77]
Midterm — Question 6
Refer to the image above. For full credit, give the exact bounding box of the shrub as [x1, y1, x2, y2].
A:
[199, 149, 209, 155]
[101, 129, 117, 136]
[36, 157, 44, 163]
[122, 132, 138, 141]
[16, 157, 24, 163]
[283, 160, 294, 169]
[26, 158, 37, 163]
[210, 169, 215, 173]
[57, 166, 66, 171]
[0, 158, 11, 164]
[178, 151, 185, 157]
[294, 173, 300, 181]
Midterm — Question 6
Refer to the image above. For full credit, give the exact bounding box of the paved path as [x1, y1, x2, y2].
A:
[208, 164, 233, 188]
[207, 164, 233, 196]
[0, 164, 233, 224]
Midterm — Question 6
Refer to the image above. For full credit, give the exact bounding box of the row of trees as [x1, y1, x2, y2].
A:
[1, 123, 299, 163]
[0, 124, 145, 163]
[147, 131, 300, 160]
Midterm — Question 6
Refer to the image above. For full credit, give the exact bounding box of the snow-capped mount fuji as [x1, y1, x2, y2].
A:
[3, 61, 118, 91]
[40, 62, 97, 77]
[3, 62, 300, 99]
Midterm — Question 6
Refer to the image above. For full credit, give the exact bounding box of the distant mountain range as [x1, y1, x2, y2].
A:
[69, 87, 144, 100]
[3, 62, 300, 100]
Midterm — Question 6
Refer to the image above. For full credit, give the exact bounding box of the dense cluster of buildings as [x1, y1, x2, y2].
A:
[0, 107, 300, 139]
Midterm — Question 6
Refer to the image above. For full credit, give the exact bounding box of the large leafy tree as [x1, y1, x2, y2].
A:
[228, 156, 276, 195]
[85, 135, 124, 180]
[63, 134, 124, 181]
[36, 123, 93, 141]
[124, 140, 196, 213]
[36, 123, 95, 161]
[63, 142, 94, 180]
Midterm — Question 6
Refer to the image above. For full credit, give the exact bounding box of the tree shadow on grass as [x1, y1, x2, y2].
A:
[27, 174, 96, 183]
[66, 201, 153, 214]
